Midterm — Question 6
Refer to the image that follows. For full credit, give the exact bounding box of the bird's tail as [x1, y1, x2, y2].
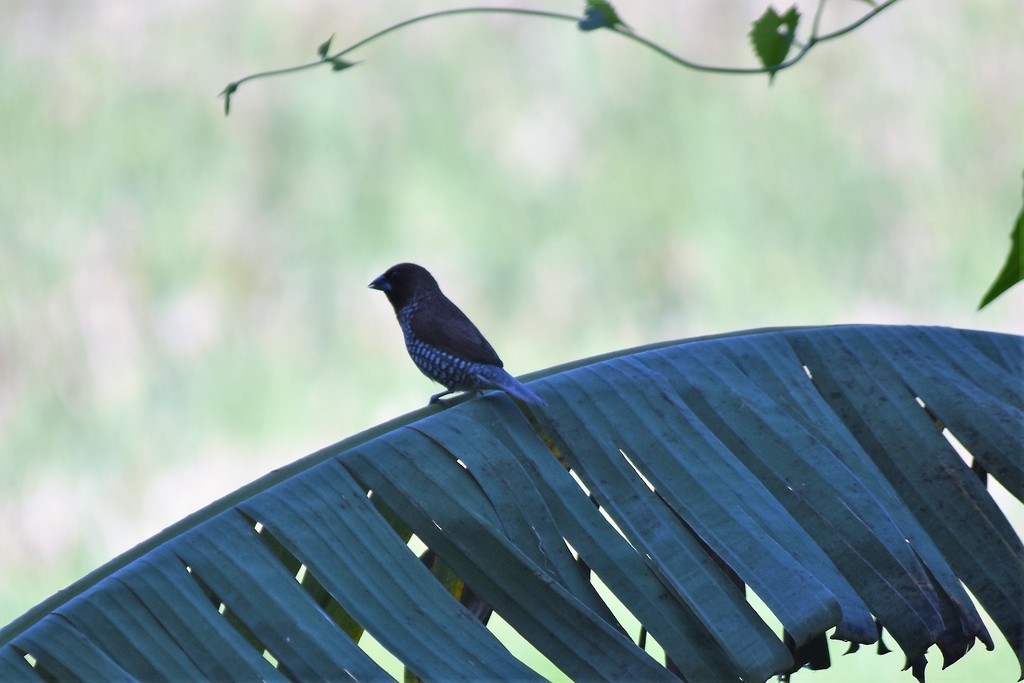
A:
[475, 366, 546, 406]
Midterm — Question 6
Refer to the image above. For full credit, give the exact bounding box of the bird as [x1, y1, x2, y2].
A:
[369, 263, 545, 406]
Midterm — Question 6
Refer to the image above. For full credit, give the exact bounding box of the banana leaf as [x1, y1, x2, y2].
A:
[2, 325, 1021, 681]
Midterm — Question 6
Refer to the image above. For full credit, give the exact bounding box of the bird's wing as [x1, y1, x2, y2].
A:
[411, 295, 504, 367]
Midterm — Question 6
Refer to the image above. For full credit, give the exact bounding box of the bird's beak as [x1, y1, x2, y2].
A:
[368, 274, 390, 292]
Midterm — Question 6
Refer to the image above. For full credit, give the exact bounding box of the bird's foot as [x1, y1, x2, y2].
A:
[428, 390, 455, 405]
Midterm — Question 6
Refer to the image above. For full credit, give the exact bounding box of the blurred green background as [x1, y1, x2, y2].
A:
[1, 0, 1021, 679]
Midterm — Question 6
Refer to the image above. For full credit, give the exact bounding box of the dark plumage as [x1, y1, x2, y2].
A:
[369, 263, 545, 406]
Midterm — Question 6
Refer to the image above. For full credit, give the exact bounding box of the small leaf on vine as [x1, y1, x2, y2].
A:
[317, 34, 334, 60]
[578, 1, 628, 32]
[750, 5, 800, 83]
[220, 83, 237, 116]
[330, 57, 358, 72]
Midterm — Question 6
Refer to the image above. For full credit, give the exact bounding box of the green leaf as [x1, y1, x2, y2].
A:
[177, 517, 381, 678]
[330, 57, 358, 72]
[219, 83, 237, 116]
[639, 339, 948, 661]
[317, 33, 334, 60]
[978, 177, 1024, 309]
[750, 5, 801, 82]
[578, 1, 628, 32]
[239, 465, 537, 680]
[347, 432, 676, 681]
[2, 326, 1022, 680]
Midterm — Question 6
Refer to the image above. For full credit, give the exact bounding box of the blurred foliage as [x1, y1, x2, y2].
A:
[0, 2, 1021, 679]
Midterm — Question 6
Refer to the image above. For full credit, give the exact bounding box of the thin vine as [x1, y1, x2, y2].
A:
[220, 0, 902, 114]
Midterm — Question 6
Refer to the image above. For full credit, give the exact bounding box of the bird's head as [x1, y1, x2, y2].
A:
[369, 262, 439, 309]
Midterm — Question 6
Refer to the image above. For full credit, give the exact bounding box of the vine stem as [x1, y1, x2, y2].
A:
[220, 8, 580, 112]
[220, 1, 903, 113]
[609, 0, 899, 75]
